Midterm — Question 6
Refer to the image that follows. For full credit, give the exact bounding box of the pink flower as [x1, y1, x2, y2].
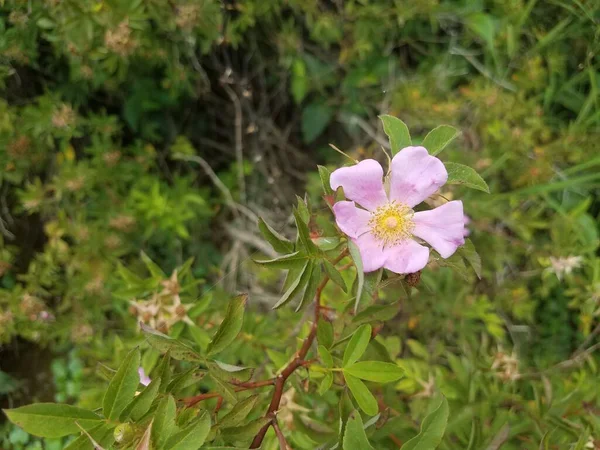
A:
[138, 367, 151, 386]
[463, 214, 471, 237]
[330, 146, 465, 274]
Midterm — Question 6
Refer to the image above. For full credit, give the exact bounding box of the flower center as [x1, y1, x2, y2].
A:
[368, 201, 414, 246]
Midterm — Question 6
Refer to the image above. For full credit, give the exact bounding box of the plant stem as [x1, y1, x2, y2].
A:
[182, 378, 275, 407]
[272, 416, 292, 450]
[249, 275, 329, 448]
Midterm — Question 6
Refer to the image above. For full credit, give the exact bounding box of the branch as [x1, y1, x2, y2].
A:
[272, 416, 292, 450]
[250, 275, 330, 448]
[182, 378, 275, 407]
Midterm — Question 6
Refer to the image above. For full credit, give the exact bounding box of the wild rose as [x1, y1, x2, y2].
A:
[331, 146, 465, 274]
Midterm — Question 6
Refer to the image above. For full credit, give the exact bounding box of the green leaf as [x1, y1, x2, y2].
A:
[314, 236, 342, 251]
[166, 368, 206, 394]
[254, 251, 307, 269]
[141, 324, 202, 362]
[401, 396, 449, 450]
[323, 260, 347, 293]
[458, 238, 482, 279]
[150, 352, 171, 393]
[207, 294, 247, 357]
[296, 195, 311, 224]
[297, 261, 322, 311]
[445, 162, 490, 193]
[63, 423, 114, 450]
[317, 320, 334, 349]
[343, 324, 372, 367]
[140, 251, 166, 278]
[379, 115, 411, 155]
[302, 103, 333, 143]
[208, 361, 254, 383]
[293, 208, 318, 254]
[3, 404, 103, 438]
[319, 372, 334, 395]
[218, 395, 260, 428]
[291, 58, 308, 104]
[103, 348, 141, 420]
[36, 18, 55, 29]
[345, 374, 378, 416]
[317, 165, 334, 195]
[348, 240, 364, 313]
[222, 416, 271, 441]
[343, 362, 404, 383]
[188, 325, 211, 352]
[164, 411, 211, 450]
[257, 218, 294, 254]
[211, 374, 237, 403]
[318, 345, 334, 368]
[343, 410, 375, 450]
[352, 301, 400, 326]
[422, 125, 460, 156]
[152, 395, 177, 448]
[120, 377, 161, 421]
[272, 260, 310, 309]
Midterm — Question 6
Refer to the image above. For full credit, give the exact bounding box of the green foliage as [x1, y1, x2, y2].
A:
[1, 0, 599, 448]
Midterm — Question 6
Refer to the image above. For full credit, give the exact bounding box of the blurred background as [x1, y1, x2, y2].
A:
[1, 0, 599, 448]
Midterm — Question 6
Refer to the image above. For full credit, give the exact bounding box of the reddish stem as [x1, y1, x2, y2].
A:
[182, 378, 275, 407]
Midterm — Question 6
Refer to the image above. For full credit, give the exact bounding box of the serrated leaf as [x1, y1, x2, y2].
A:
[348, 240, 364, 313]
[323, 260, 347, 292]
[317, 165, 334, 195]
[272, 260, 310, 309]
[458, 238, 482, 279]
[318, 345, 334, 368]
[3, 404, 103, 438]
[103, 348, 140, 420]
[401, 396, 449, 450]
[222, 416, 271, 441]
[445, 162, 490, 193]
[379, 115, 411, 155]
[317, 320, 334, 349]
[319, 372, 334, 395]
[422, 125, 460, 156]
[345, 374, 378, 416]
[352, 301, 400, 326]
[164, 411, 211, 450]
[258, 218, 294, 254]
[152, 395, 177, 448]
[218, 395, 260, 428]
[120, 377, 161, 421]
[343, 410, 375, 450]
[254, 251, 307, 269]
[343, 324, 371, 367]
[207, 294, 247, 357]
[141, 324, 202, 362]
[343, 362, 403, 383]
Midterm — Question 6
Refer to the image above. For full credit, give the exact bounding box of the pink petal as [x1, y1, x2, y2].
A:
[138, 367, 151, 386]
[463, 214, 471, 237]
[390, 146, 448, 207]
[413, 201, 465, 258]
[332, 201, 371, 239]
[330, 159, 388, 211]
[352, 232, 386, 272]
[383, 239, 430, 274]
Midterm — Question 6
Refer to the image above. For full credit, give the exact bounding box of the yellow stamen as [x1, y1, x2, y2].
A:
[369, 201, 414, 246]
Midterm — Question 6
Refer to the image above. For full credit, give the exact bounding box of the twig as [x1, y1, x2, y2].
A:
[272, 416, 292, 450]
[573, 321, 600, 357]
[249, 275, 330, 448]
[182, 378, 275, 407]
